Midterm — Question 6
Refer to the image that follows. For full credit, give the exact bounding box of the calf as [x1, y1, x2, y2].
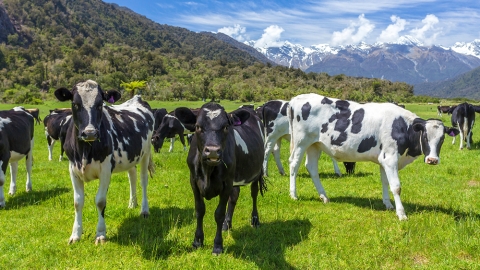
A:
[451, 103, 475, 149]
[0, 107, 34, 208]
[288, 93, 458, 220]
[152, 108, 168, 132]
[25, 108, 42, 125]
[43, 109, 72, 161]
[151, 108, 198, 153]
[176, 103, 266, 255]
[54, 80, 155, 244]
[260, 99, 355, 176]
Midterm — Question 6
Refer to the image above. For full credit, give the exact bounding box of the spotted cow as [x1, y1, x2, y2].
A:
[43, 108, 72, 161]
[451, 102, 475, 149]
[151, 108, 197, 153]
[0, 107, 34, 208]
[25, 108, 42, 125]
[260, 99, 355, 176]
[288, 93, 459, 220]
[54, 80, 155, 244]
[175, 103, 266, 255]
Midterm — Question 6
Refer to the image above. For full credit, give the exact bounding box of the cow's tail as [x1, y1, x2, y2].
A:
[148, 154, 155, 178]
[287, 103, 294, 155]
[259, 171, 268, 196]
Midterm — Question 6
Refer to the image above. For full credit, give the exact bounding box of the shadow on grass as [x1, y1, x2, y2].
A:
[112, 206, 194, 260]
[297, 171, 373, 179]
[332, 196, 480, 221]
[227, 219, 312, 270]
[5, 187, 70, 210]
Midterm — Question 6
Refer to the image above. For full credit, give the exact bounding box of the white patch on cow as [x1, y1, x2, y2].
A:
[130, 116, 141, 132]
[9, 151, 25, 163]
[204, 108, 222, 120]
[234, 129, 249, 154]
[0, 117, 12, 131]
[12, 106, 24, 111]
[233, 179, 247, 186]
[76, 80, 100, 131]
[423, 120, 444, 163]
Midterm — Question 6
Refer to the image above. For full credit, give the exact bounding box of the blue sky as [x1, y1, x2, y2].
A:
[104, 0, 480, 47]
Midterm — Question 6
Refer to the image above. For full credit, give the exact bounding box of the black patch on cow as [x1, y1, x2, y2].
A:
[280, 102, 288, 116]
[357, 136, 377, 153]
[331, 132, 348, 146]
[406, 118, 425, 157]
[321, 97, 333, 104]
[335, 100, 350, 109]
[301, 102, 311, 121]
[327, 102, 352, 146]
[351, 109, 365, 134]
[296, 115, 300, 122]
[391, 117, 409, 155]
[321, 123, 329, 133]
[379, 144, 382, 150]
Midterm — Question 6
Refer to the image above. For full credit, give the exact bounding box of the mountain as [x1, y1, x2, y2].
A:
[414, 66, 480, 100]
[240, 36, 480, 86]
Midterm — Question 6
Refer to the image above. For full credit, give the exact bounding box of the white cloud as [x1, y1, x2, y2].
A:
[218, 24, 248, 42]
[410, 14, 441, 45]
[377, 15, 408, 43]
[254, 25, 285, 48]
[331, 14, 375, 45]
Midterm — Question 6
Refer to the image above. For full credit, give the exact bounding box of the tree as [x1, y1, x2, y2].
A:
[120, 80, 147, 99]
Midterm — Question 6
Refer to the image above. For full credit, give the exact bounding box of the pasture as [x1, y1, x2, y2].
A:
[0, 100, 479, 269]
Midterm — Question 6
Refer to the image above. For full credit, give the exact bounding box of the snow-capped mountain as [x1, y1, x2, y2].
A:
[243, 36, 480, 85]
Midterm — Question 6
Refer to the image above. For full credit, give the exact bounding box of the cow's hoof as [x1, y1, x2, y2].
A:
[320, 195, 329, 203]
[68, 236, 80, 244]
[251, 216, 260, 228]
[290, 193, 298, 200]
[384, 201, 394, 210]
[95, 235, 107, 245]
[129, 200, 138, 208]
[212, 246, 223, 255]
[192, 240, 203, 249]
[140, 211, 149, 218]
[397, 214, 408, 221]
[8, 188, 16, 196]
[0, 202, 5, 208]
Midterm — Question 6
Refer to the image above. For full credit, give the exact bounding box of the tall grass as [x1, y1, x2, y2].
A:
[0, 101, 479, 269]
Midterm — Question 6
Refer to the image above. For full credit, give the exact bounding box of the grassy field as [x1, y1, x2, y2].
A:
[0, 99, 479, 269]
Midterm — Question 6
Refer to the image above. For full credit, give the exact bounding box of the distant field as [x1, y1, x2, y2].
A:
[0, 100, 479, 269]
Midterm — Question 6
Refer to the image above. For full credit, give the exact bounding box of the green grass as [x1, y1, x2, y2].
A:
[0, 101, 479, 269]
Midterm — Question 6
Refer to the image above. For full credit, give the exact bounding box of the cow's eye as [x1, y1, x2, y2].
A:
[72, 103, 80, 110]
[224, 126, 229, 132]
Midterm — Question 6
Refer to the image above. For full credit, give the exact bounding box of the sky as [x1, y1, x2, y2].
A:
[104, 0, 480, 48]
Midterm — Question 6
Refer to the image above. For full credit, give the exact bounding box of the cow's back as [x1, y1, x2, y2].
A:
[0, 110, 34, 155]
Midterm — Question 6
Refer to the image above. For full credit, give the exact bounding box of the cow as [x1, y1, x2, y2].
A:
[25, 108, 42, 125]
[175, 103, 266, 255]
[450, 103, 475, 150]
[43, 109, 72, 161]
[152, 108, 168, 132]
[0, 107, 34, 208]
[151, 108, 198, 153]
[260, 99, 356, 176]
[437, 105, 456, 117]
[287, 93, 459, 220]
[54, 80, 155, 244]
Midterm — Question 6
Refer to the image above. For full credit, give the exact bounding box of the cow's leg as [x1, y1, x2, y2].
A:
[94, 171, 112, 245]
[139, 154, 150, 217]
[272, 140, 285, 175]
[25, 141, 33, 192]
[467, 120, 474, 149]
[331, 157, 342, 177]
[0, 161, 6, 208]
[59, 136, 66, 161]
[47, 137, 55, 161]
[222, 186, 240, 231]
[250, 179, 261, 227]
[69, 166, 85, 244]
[8, 162, 18, 196]
[169, 138, 175, 152]
[379, 166, 394, 210]
[263, 137, 276, 177]
[380, 164, 407, 220]
[289, 143, 307, 200]
[305, 144, 329, 203]
[179, 134, 187, 151]
[127, 167, 138, 208]
[213, 191, 229, 255]
[192, 180, 206, 249]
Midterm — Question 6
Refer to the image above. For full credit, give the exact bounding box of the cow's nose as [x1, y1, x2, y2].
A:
[80, 128, 98, 142]
[426, 157, 439, 165]
[204, 146, 221, 160]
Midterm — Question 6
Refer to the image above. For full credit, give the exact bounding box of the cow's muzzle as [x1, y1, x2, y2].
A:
[425, 157, 439, 165]
[79, 128, 99, 142]
[204, 145, 221, 165]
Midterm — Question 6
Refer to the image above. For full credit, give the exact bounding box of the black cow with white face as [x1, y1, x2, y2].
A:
[54, 80, 155, 244]
[451, 102, 475, 149]
[260, 99, 356, 176]
[288, 93, 459, 220]
[43, 108, 72, 161]
[0, 107, 34, 208]
[176, 103, 266, 255]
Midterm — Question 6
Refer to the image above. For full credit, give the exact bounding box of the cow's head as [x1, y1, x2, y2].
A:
[176, 103, 250, 166]
[151, 115, 174, 153]
[413, 119, 459, 165]
[54, 80, 121, 142]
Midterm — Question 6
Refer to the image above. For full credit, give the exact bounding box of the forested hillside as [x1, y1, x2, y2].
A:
[0, 0, 426, 104]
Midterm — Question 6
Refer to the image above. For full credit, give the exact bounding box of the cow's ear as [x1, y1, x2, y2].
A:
[412, 123, 425, 132]
[445, 127, 459, 137]
[104, 90, 121, 104]
[54, 87, 73, 101]
[230, 109, 251, 126]
[175, 107, 197, 125]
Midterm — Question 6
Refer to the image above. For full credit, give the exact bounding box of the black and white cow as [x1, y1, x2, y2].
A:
[175, 103, 266, 255]
[451, 102, 475, 150]
[44, 108, 72, 161]
[152, 108, 168, 132]
[0, 107, 34, 208]
[151, 108, 196, 153]
[288, 93, 459, 220]
[437, 105, 456, 117]
[25, 108, 42, 125]
[260, 99, 355, 176]
[54, 80, 155, 244]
